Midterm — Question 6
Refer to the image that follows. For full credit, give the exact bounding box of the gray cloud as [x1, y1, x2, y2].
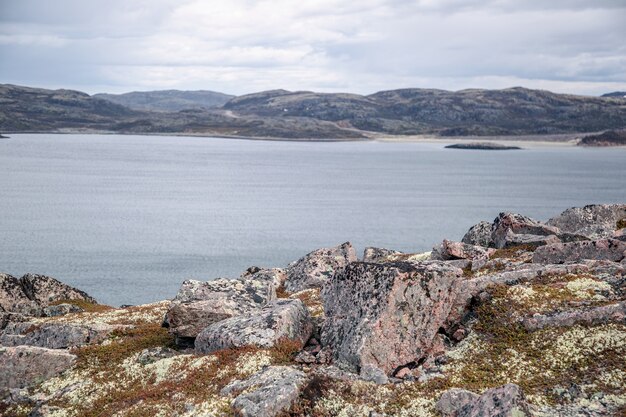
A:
[0, 0, 624, 95]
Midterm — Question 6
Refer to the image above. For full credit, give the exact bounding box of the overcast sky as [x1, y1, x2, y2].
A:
[1, 0, 625, 96]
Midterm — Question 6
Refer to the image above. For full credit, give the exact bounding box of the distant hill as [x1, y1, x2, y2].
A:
[578, 129, 626, 147]
[602, 91, 626, 98]
[2, 84, 626, 139]
[94, 90, 234, 112]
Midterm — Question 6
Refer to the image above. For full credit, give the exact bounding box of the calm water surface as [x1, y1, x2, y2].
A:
[1, 134, 624, 305]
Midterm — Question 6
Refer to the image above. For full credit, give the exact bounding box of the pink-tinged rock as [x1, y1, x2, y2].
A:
[440, 240, 495, 261]
[362, 247, 403, 263]
[284, 242, 357, 293]
[455, 383, 532, 417]
[491, 212, 560, 249]
[532, 239, 626, 264]
[0, 346, 76, 393]
[164, 277, 276, 347]
[547, 204, 626, 239]
[436, 388, 479, 417]
[195, 299, 312, 354]
[461, 221, 493, 247]
[321, 261, 462, 378]
[499, 231, 561, 248]
[522, 302, 626, 332]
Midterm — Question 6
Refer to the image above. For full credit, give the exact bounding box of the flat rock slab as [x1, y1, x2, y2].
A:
[0, 322, 118, 349]
[522, 302, 626, 331]
[195, 299, 312, 353]
[533, 239, 626, 264]
[164, 277, 276, 346]
[0, 346, 76, 393]
[221, 366, 307, 417]
[321, 261, 462, 378]
[284, 242, 357, 293]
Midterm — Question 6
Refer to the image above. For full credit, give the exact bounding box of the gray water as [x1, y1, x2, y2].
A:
[0, 134, 624, 306]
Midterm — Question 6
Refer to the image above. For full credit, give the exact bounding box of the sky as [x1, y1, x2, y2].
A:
[1, 0, 625, 96]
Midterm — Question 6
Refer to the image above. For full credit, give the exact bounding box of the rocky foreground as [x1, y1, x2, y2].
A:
[1, 204, 626, 417]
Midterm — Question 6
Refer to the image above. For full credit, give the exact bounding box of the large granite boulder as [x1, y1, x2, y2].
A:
[547, 204, 626, 239]
[532, 239, 626, 264]
[164, 277, 276, 347]
[321, 261, 462, 379]
[195, 299, 312, 353]
[0, 322, 116, 349]
[491, 212, 560, 249]
[0, 346, 76, 395]
[284, 242, 357, 293]
[362, 247, 403, 263]
[461, 221, 493, 247]
[221, 366, 307, 417]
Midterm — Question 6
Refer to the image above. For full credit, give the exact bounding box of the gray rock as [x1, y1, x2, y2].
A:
[284, 242, 357, 292]
[461, 221, 493, 247]
[321, 261, 462, 377]
[522, 302, 626, 331]
[19, 274, 96, 306]
[362, 247, 403, 263]
[491, 212, 560, 249]
[164, 276, 276, 347]
[136, 346, 179, 365]
[532, 239, 626, 264]
[195, 299, 312, 353]
[0, 273, 40, 316]
[436, 388, 479, 416]
[0, 346, 76, 394]
[439, 240, 494, 261]
[499, 231, 561, 248]
[242, 268, 287, 289]
[42, 303, 83, 317]
[221, 366, 307, 417]
[456, 383, 532, 417]
[547, 204, 626, 239]
[0, 322, 116, 349]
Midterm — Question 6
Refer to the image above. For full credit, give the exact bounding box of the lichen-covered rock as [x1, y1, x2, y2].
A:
[455, 384, 532, 417]
[242, 267, 287, 289]
[195, 299, 312, 353]
[461, 221, 493, 247]
[439, 240, 494, 261]
[522, 302, 626, 331]
[221, 366, 307, 417]
[321, 261, 462, 377]
[498, 231, 561, 248]
[41, 303, 83, 317]
[436, 388, 479, 416]
[164, 276, 276, 346]
[284, 242, 357, 292]
[136, 346, 179, 365]
[19, 273, 96, 306]
[0, 321, 117, 349]
[362, 247, 403, 263]
[0, 273, 40, 316]
[547, 204, 626, 239]
[532, 239, 626, 264]
[491, 212, 560, 249]
[0, 346, 76, 394]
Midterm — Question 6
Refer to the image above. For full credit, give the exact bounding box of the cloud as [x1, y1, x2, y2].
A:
[0, 0, 624, 95]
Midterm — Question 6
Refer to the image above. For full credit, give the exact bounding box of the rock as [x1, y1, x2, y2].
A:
[522, 302, 626, 331]
[547, 204, 626, 239]
[294, 350, 316, 364]
[362, 247, 403, 263]
[532, 239, 626, 264]
[284, 242, 357, 292]
[18, 274, 96, 306]
[220, 366, 307, 417]
[491, 212, 560, 249]
[440, 240, 494, 261]
[0, 346, 76, 394]
[444, 142, 521, 150]
[136, 347, 179, 365]
[0, 273, 40, 316]
[321, 261, 462, 377]
[243, 268, 287, 289]
[195, 299, 312, 353]
[455, 383, 532, 417]
[499, 231, 561, 248]
[0, 322, 117, 349]
[41, 303, 83, 317]
[164, 277, 276, 347]
[461, 221, 493, 247]
[436, 388, 479, 416]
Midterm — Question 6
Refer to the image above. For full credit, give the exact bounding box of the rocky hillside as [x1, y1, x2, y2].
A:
[94, 90, 235, 112]
[578, 129, 626, 147]
[2, 204, 625, 416]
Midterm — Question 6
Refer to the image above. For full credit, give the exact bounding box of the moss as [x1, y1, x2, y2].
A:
[50, 299, 114, 313]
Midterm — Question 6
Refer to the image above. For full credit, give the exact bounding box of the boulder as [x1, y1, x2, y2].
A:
[436, 388, 479, 416]
[439, 240, 494, 261]
[532, 239, 626, 264]
[195, 299, 312, 353]
[522, 302, 626, 331]
[221, 366, 307, 417]
[164, 277, 276, 347]
[284, 242, 357, 293]
[18, 274, 96, 306]
[362, 247, 404, 263]
[0, 273, 40, 316]
[321, 261, 462, 378]
[547, 204, 626, 239]
[461, 221, 493, 247]
[41, 303, 83, 317]
[491, 212, 560, 249]
[0, 322, 116, 349]
[0, 346, 76, 394]
[455, 384, 532, 417]
[498, 231, 561, 249]
[241, 268, 287, 289]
